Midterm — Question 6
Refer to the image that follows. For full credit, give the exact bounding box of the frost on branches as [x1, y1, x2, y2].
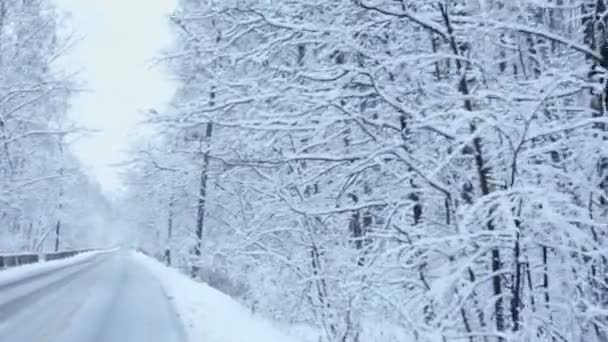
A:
[121, 1, 608, 341]
[0, 0, 110, 253]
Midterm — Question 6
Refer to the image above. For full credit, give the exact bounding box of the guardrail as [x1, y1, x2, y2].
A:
[0, 249, 96, 269]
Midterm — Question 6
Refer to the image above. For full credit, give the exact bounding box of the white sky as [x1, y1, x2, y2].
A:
[54, 0, 177, 194]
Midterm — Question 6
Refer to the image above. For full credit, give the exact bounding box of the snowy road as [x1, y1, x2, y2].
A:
[0, 251, 185, 342]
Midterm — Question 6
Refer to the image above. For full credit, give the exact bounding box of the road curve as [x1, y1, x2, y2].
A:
[0, 251, 186, 342]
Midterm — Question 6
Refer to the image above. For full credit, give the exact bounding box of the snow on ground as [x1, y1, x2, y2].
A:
[133, 251, 304, 342]
[0, 251, 104, 287]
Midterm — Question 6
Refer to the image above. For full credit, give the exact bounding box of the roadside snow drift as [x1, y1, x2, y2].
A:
[133, 251, 302, 342]
[0, 251, 102, 287]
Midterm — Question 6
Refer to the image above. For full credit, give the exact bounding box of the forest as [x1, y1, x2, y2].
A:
[0, 0, 111, 253]
[2, 0, 608, 342]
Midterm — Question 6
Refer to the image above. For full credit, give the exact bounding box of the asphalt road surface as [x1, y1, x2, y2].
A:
[0, 251, 185, 342]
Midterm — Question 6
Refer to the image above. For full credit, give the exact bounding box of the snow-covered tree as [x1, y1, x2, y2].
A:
[0, 0, 109, 252]
[123, 1, 608, 341]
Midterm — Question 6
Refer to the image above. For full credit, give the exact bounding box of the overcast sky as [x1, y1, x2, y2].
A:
[54, 0, 177, 194]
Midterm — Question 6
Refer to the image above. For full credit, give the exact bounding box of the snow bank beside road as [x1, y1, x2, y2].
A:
[0, 250, 103, 287]
[133, 251, 302, 342]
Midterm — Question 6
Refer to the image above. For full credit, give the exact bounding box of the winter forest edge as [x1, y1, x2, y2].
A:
[4, 1, 608, 342]
[0, 0, 112, 253]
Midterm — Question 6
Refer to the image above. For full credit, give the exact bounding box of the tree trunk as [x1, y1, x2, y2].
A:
[437, 2, 505, 336]
[191, 88, 215, 278]
[54, 220, 60, 252]
[511, 230, 522, 331]
[165, 196, 174, 266]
